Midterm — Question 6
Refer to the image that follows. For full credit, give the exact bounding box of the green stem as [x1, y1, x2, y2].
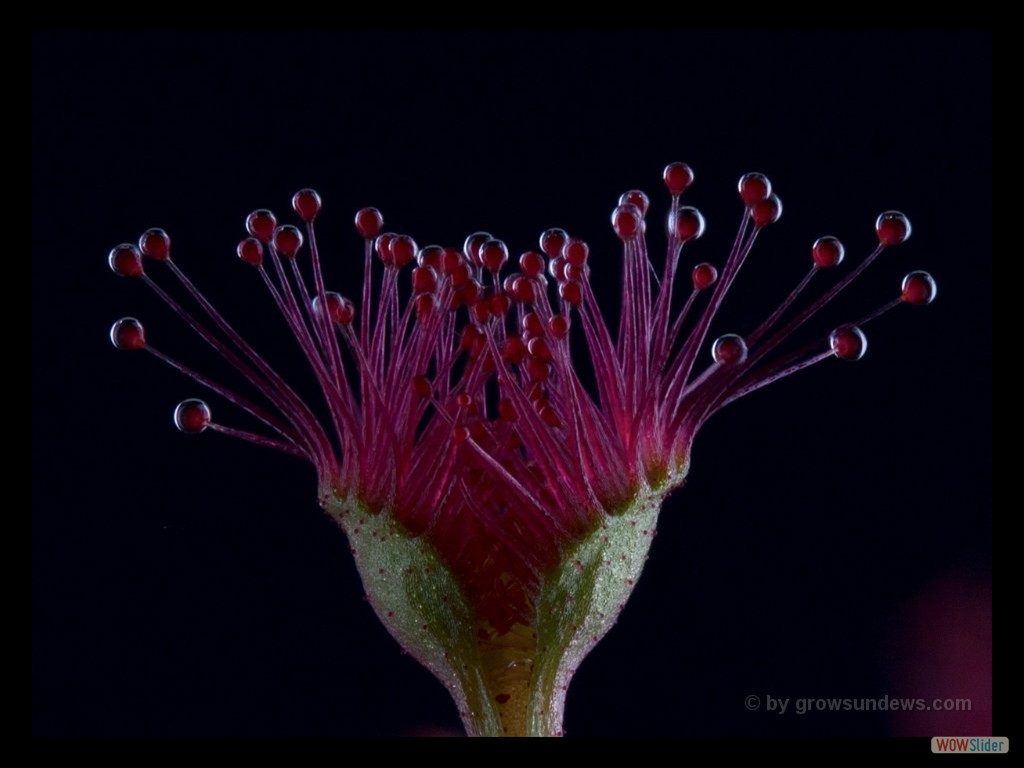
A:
[321, 475, 680, 736]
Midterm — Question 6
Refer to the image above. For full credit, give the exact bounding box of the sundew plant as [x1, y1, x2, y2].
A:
[108, 163, 934, 736]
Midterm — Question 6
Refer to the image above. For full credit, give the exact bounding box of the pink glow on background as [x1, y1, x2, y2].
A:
[888, 570, 992, 736]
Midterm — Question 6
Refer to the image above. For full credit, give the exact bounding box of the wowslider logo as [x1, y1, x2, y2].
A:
[931, 737, 1008, 754]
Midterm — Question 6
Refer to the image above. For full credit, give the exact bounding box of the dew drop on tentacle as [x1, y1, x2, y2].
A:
[480, 239, 509, 273]
[246, 209, 277, 243]
[174, 398, 212, 433]
[138, 228, 171, 262]
[489, 291, 511, 317]
[738, 172, 772, 206]
[527, 337, 553, 364]
[521, 312, 544, 338]
[612, 204, 643, 240]
[548, 314, 570, 339]
[691, 262, 718, 291]
[663, 161, 694, 196]
[811, 236, 845, 269]
[412, 265, 438, 293]
[548, 256, 568, 283]
[354, 207, 384, 240]
[510, 276, 536, 304]
[390, 235, 418, 268]
[539, 228, 568, 259]
[292, 188, 322, 223]
[237, 237, 264, 267]
[618, 189, 650, 217]
[559, 280, 582, 307]
[830, 325, 868, 361]
[519, 250, 545, 278]
[712, 334, 748, 366]
[563, 239, 589, 267]
[502, 336, 527, 365]
[273, 225, 304, 259]
[108, 244, 145, 278]
[671, 206, 706, 241]
[414, 293, 436, 318]
[313, 291, 356, 325]
[750, 193, 783, 228]
[900, 271, 937, 305]
[463, 232, 493, 268]
[110, 317, 146, 350]
[876, 211, 912, 246]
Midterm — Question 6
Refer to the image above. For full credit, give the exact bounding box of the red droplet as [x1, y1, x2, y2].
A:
[412, 265, 438, 293]
[663, 161, 694, 196]
[876, 211, 912, 246]
[138, 228, 171, 261]
[525, 357, 550, 381]
[414, 293, 436, 317]
[692, 262, 718, 291]
[412, 375, 432, 398]
[559, 280, 583, 307]
[901, 271, 937, 305]
[375, 233, 396, 265]
[455, 392, 473, 408]
[236, 237, 264, 267]
[450, 261, 472, 289]
[354, 207, 384, 240]
[460, 325, 483, 353]
[273, 225, 304, 259]
[830, 325, 868, 360]
[472, 295, 491, 323]
[812, 236, 845, 268]
[502, 336, 527, 365]
[110, 317, 146, 350]
[528, 336, 552, 363]
[738, 172, 772, 206]
[442, 247, 464, 275]
[490, 291, 511, 317]
[452, 425, 470, 443]
[521, 312, 544, 338]
[540, 228, 569, 259]
[463, 232, 492, 267]
[672, 206, 706, 241]
[564, 262, 586, 282]
[618, 189, 650, 217]
[563, 239, 589, 267]
[292, 188, 322, 223]
[417, 245, 444, 271]
[174, 399, 211, 433]
[460, 278, 482, 306]
[712, 334, 748, 365]
[750, 193, 783, 228]
[315, 291, 355, 325]
[612, 203, 643, 240]
[519, 250, 545, 278]
[548, 256, 568, 283]
[391, 235, 418, 268]
[511, 276, 535, 304]
[246, 209, 277, 243]
[548, 314, 570, 338]
[108, 244, 144, 278]
[480, 239, 509, 273]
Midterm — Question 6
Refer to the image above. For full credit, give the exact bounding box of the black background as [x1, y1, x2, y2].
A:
[33, 32, 992, 737]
